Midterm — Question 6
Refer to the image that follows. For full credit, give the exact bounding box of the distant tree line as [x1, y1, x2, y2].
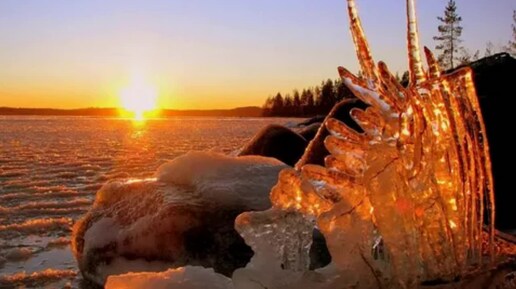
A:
[261, 73, 414, 117]
[262, 3, 515, 117]
[262, 79, 357, 117]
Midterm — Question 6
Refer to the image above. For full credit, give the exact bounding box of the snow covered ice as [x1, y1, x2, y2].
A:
[0, 116, 295, 288]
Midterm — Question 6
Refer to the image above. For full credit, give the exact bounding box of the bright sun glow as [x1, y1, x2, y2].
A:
[119, 79, 159, 121]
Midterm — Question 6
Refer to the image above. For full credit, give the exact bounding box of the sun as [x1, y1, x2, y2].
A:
[119, 79, 159, 121]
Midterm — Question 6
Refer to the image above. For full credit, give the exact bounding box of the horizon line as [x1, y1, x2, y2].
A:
[0, 105, 262, 111]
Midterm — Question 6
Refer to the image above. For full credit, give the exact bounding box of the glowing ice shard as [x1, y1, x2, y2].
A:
[234, 0, 497, 288]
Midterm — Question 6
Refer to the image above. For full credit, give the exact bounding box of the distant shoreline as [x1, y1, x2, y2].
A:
[0, 106, 263, 117]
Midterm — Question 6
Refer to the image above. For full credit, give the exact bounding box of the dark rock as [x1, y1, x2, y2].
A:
[309, 229, 331, 270]
[239, 124, 308, 167]
[297, 99, 367, 167]
[455, 53, 516, 231]
[297, 115, 326, 127]
[298, 123, 322, 142]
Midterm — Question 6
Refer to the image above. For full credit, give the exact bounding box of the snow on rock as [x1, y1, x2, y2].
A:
[83, 217, 120, 253]
[105, 266, 233, 289]
[157, 151, 286, 209]
[72, 151, 287, 286]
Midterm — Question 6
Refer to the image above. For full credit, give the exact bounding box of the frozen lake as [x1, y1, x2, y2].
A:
[0, 116, 299, 288]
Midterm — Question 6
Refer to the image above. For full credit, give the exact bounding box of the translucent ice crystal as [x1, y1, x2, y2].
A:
[234, 0, 496, 288]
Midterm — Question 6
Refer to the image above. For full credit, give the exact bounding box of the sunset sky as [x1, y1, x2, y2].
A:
[0, 0, 514, 110]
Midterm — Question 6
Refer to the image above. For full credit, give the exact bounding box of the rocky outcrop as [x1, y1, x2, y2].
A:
[72, 152, 288, 286]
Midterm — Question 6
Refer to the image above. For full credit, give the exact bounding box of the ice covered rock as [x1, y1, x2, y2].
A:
[72, 151, 287, 286]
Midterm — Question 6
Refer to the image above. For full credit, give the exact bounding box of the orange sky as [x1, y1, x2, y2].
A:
[0, 0, 513, 109]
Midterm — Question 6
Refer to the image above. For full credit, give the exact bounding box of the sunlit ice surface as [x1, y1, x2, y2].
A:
[118, 77, 160, 121]
[0, 116, 301, 288]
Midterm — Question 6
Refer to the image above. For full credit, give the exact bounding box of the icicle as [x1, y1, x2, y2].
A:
[424, 46, 441, 80]
[346, 0, 380, 89]
[406, 0, 426, 86]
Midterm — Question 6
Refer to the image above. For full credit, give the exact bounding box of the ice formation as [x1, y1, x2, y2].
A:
[233, 0, 496, 287]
